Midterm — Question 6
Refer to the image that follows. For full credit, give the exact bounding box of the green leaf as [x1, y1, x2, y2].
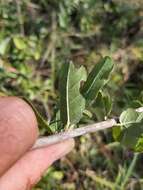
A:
[92, 91, 112, 121]
[59, 4, 69, 28]
[136, 112, 143, 122]
[59, 61, 87, 127]
[22, 97, 53, 134]
[81, 56, 113, 102]
[0, 37, 11, 55]
[49, 111, 61, 133]
[112, 126, 121, 141]
[13, 36, 27, 50]
[83, 109, 93, 118]
[119, 122, 143, 151]
[135, 135, 143, 152]
[103, 93, 112, 117]
[52, 171, 64, 180]
[117, 108, 143, 152]
[119, 108, 139, 127]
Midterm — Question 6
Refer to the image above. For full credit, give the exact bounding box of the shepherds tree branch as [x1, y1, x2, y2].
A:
[33, 107, 143, 149]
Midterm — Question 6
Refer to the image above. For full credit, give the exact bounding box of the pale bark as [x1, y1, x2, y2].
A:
[33, 107, 143, 149]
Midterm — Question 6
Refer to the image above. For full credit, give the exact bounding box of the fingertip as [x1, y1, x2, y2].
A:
[39, 138, 75, 163]
[0, 139, 75, 190]
[54, 138, 75, 160]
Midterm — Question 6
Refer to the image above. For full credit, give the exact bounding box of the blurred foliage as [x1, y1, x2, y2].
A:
[1, 0, 143, 189]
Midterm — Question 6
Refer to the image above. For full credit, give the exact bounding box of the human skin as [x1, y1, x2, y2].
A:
[0, 97, 39, 176]
[0, 97, 74, 190]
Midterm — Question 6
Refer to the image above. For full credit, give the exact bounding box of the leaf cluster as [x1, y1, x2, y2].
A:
[59, 56, 113, 129]
[26, 56, 143, 153]
[113, 109, 143, 152]
[25, 56, 113, 132]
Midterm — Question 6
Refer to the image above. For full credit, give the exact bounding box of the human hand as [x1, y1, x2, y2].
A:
[0, 97, 74, 190]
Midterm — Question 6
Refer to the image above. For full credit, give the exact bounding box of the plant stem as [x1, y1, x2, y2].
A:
[120, 153, 139, 190]
[33, 119, 116, 149]
[32, 107, 143, 149]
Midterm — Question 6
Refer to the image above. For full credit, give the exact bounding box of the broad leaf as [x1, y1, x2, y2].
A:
[92, 91, 112, 121]
[119, 108, 139, 127]
[115, 108, 143, 152]
[119, 122, 143, 152]
[59, 62, 87, 127]
[81, 56, 113, 102]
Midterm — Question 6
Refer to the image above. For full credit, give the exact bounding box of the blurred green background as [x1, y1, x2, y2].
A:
[0, 0, 143, 189]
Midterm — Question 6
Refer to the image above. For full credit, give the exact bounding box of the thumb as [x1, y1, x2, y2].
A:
[0, 139, 74, 190]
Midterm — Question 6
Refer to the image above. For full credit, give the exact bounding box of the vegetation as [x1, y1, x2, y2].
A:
[0, 0, 143, 189]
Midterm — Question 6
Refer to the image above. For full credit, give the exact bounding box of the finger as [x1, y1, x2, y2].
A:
[0, 96, 39, 176]
[0, 139, 74, 190]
